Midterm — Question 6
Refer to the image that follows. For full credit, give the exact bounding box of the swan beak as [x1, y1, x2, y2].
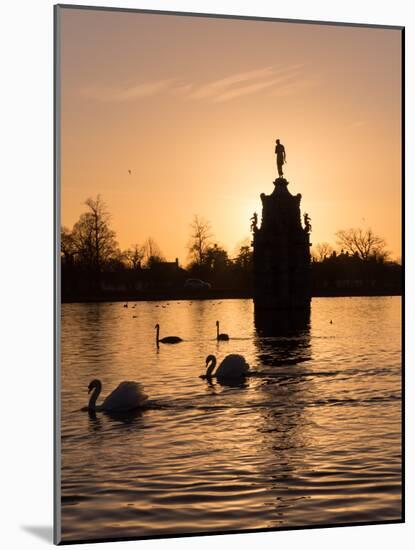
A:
[87, 386, 92, 394]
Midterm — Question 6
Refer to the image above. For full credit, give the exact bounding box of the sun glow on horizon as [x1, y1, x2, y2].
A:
[60, 8, 402, 263]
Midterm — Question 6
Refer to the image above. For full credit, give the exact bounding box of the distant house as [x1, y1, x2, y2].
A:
[151, 258, 180, 276]
[147, 258, 185, 289]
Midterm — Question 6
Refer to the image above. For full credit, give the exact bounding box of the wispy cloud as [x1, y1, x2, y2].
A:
[188, 66, 275, 100]
[268, 77, 318, 98]
[171, 83, 194, 96]
[214, 72, 303, 103]
[185, 64, 304, 103]
[79, 64, 310, 104]
[347, 120, 366, 130]
[80, 79, 175, 102]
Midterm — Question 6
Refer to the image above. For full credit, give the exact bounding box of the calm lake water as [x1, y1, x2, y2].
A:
[60, 297, 402, 542]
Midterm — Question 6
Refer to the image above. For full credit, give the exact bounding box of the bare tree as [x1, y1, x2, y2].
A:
[61, 226, 76, 264]
[187, 215, 213, 266]
[124, 243, 145, 270]
[142, 237, 164, 267]
[71, 195, 118, 270]
[312, 242, 334, 262]
[336, 227, 388, 261]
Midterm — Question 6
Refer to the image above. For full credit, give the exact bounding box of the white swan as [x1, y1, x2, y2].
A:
[216, 320, 229, 341]
[85, 379, 149, 413]
[155, 324, 183, 347]
[201, 354, 250, 380]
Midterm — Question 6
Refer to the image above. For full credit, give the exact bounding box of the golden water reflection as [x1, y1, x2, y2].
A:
[60, 297, 401, 541]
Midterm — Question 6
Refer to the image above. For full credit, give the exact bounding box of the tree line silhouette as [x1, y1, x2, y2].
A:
[61, 195, 401, 301]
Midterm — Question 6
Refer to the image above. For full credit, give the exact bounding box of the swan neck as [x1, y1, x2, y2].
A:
[88, 384, 101, 411]
[206, 356, 216, 378]
[156, 325, 160, 346]
[216, 323, 219, 338]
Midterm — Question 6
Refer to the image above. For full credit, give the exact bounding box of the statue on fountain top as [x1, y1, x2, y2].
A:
[275, 138, 286, 178]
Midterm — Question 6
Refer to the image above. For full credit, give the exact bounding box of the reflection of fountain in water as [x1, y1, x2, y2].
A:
[252, 307, 317, 524]
[254, 306, 311, 368]
[254, 305, 310, 336]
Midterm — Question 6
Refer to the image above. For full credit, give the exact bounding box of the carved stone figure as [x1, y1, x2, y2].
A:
[275, 139, 286, 177]
[304, 212, 312, 233]
[250, 212, 258, 233]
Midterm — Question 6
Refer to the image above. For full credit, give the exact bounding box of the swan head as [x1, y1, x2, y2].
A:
[216, 320, 219, 327]
[88, 379, 102, 394]
[155, 324, 160, 330]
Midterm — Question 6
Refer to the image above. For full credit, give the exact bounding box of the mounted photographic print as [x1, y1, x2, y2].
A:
[54, 4, 404, 545]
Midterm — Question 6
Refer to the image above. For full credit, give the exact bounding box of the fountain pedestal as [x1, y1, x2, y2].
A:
[253, 177, 311, 310]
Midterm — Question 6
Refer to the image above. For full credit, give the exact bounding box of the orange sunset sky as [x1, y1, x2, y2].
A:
[59, 8, 402, 262]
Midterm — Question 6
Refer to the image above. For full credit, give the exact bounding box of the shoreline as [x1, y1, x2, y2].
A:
[61, 289, 402, 304]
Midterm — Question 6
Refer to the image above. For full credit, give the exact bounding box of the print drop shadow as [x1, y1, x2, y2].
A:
[21, 525, 53, 543]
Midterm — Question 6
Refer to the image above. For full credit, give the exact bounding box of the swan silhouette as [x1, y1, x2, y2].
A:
[216, 320, 229, 341]
[155, 324, 183, 347]
[200, 354, 250, 380]
[85, 379, 149, 413]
